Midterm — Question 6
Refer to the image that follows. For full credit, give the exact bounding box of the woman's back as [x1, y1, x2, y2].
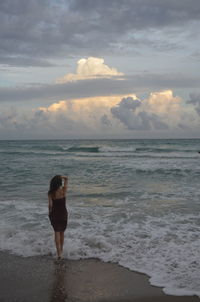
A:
[50, 196, 67, 220]
[51, 196, 67, 218]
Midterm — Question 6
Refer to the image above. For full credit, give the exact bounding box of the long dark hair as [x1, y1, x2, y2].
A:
[48, 175, 62, 197]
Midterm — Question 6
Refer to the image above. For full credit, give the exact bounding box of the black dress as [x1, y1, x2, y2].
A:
[49, 196, 68, 232]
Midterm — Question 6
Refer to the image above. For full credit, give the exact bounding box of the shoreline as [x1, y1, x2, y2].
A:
[0, 251, 199, 302]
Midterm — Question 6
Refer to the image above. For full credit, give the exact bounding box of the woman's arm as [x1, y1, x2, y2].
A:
[61, 175, 68, 195]
[48, 194, 53, 215]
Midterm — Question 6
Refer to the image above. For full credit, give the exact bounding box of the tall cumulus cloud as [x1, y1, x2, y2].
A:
[56, 57, 124, 83]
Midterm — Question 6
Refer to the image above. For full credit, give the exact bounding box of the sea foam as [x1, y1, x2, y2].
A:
[0, 198, 200, 297]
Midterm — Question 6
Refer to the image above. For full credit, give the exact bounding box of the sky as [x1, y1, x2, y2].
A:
[0, 0, 200, 139]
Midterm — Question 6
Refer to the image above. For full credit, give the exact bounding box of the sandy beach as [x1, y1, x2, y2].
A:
[0, 251, 199, 302]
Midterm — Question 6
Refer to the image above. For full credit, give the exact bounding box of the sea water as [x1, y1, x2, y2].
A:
[0, 139, 200, 296]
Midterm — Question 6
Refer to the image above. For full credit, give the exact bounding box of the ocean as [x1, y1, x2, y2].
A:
[0, 139, 200, 296]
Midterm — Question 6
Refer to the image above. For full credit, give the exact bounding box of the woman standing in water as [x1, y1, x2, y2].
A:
[48, 175, 68, 259]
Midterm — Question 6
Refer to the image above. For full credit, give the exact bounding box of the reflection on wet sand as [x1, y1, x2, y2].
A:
[50, 260, 68, 302]
[48, 258, 200, 302]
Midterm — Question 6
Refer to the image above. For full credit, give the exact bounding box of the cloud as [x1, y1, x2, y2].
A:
[1, 0, 200, 66]
[111, 90, 199, 130]
[1, 90, 200, 139]
[0, 78, 133, 103]
[1, 71, 199, 103]
[31, 90, 200, 134]
[70, 0, 200, 29]
[111, 94, 168, 131]
[187, 93, 200, 115]
[56, 57, 123, 83]
[100, 114, 112, 127]
[0, 95, 132, 138]
[0, 55, 53, 67]
[37, 95, 131, 134]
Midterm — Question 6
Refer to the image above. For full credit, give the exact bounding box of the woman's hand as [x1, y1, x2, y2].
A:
[61, 175, 68, 193]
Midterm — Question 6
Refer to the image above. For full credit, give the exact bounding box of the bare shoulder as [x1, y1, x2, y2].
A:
[62, 185, 67, 195]
[53, 187, 65, 199]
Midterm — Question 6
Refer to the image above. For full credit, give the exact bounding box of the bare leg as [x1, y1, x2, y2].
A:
[54, 232, 61, 258]
[60, 232, 64, 256]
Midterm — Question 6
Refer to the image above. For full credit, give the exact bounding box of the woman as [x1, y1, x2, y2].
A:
[48, 175, 68, 259]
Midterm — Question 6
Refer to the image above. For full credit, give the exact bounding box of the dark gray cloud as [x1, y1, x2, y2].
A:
[0, 72, 199, 103]
[187, 93, 200, 115]
[1, 0, 200, 66]
[111, 96, 168, 130]
[0, 55, 53, 67]
[0, 77, 133, 102]
[70, 0, 200, 29]
[100, 114, 112, 127]
[187, 93, 200, 105]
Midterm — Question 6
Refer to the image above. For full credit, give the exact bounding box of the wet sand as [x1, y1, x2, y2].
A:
[0, 251, 199, 302]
